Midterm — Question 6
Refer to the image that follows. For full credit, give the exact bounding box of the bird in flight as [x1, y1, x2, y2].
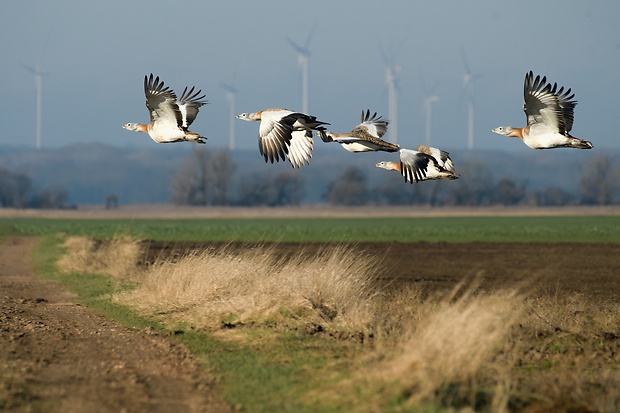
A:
[318, 109, 399, 153]
[123, 74, 208, 144]
[376, 145, 459, 183]
[492, 71, 592, 150]
[236, 108, 329, 168]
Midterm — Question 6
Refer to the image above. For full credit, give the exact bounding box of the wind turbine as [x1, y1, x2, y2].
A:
[380, 40, 405, 145]
[421, 76, 439, 147]
[423, 95, 439, 147]
[460, 46, 480, 151]
[23, 37, 50, 150]
[220, 75, 238, 151]
[287, 25, 316, 114]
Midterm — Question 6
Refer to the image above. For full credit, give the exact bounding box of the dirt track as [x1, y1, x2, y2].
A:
[2, 237, 620, 411]
[0, 237, 231, 413]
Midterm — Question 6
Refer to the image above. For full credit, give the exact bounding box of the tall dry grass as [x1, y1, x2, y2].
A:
[347, 283, 522, 412]
[114, 243, 381, 332]
[57, 236, 142, 281]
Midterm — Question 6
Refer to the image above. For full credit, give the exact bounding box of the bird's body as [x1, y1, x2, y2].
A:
[236, 108, 329, 168]
[416, 144, 455, 172]
[319, 110, 399, 153]
[492, 71, 592, 150]
[376, 146, 459, 183]
[123, 74, 207, 144]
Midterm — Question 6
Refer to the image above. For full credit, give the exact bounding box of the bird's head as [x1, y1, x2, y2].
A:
[122, 123, 139, 131]
[491, 126, 514, 136]
[236, 112, 256, 121]
[375, 161, 391, 170]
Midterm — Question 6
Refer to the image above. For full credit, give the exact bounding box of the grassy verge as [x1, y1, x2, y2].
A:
[30, 236, 366, 412]
[32, 236, 161, 331]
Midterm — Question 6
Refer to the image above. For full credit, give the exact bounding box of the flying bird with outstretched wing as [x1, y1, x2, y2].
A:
[123, 74, 208, 144]
[236, 108, 329, 168]
[492, 71, 592, 150]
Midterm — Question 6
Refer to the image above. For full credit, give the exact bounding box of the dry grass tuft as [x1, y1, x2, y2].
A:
[378, 285, 524, 410]
[115, 244, 380, 332]
[57, 236, 142, 281]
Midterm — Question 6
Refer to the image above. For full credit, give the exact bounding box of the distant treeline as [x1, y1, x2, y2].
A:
[1, 144, 618, 208]
[171, 149, 619, 207]
[0, 167, 73, 209]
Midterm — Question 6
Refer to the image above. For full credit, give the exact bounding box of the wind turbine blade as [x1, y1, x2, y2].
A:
[392, 38, 406, 62]
[286, 37, 304, 54]
[378, 42, 389, 66]
[21, 63, 49, 76]
[460, 43, 472, 77]
[304, 23, 317, 51]
[379, 37, 406, 66]
[219, 81, 237, 94]
[21, 63, 37, 75]
[37, 31, 52, 68]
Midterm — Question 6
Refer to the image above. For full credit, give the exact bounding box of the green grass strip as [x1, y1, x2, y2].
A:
[5, 216, 620, 243]
[31, 236, 161, 331]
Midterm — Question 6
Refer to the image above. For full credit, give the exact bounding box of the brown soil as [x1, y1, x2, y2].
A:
[0, 237, 231, 413]
[2, 237, 620, 411]
[143, 240, 620, 302]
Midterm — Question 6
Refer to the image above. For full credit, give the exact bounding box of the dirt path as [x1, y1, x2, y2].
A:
[0, 237, 231, 413]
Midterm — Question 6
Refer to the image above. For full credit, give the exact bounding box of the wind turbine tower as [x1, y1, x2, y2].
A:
[380, 41, 404, 145]
[386, 66, 399, 144]
[461, 47, 480, 151]
[464, 75, 475, 151]
[423, 95, 438, 147]
[23, 36, 50, 150]
[287, 25, 316, 114]
[220, 81, 237, 150]
[23, 63, 48, 150]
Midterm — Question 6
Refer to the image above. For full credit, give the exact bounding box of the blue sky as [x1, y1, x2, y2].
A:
[3, 1, 619, 153]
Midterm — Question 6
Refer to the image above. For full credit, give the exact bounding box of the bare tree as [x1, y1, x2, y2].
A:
[31, 185, 69, 209]
[375, 177, 414, 205]
[445, 161, 493, 206]
[236, 171, 275, 206]
[105, 193, 119, 209]
[236, 170, 305, 206]
[490, 178, 527, 205]
[325, 165, 369, 206]
[531, 187, 576, 206]
[171, 148, 208, 205]
[13, 171, 32, 208]
[579, 155, 619, 205]
[271, 170, 305, 206]
[207, 149, 237, 205]
[171, 148, 238, 206]
[0, 168, 17, 207]
[0, 168, 32, 207]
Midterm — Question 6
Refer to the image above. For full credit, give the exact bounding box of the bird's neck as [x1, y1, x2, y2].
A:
[137, 124, 150, 133]
[509, 127, 524, 139]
